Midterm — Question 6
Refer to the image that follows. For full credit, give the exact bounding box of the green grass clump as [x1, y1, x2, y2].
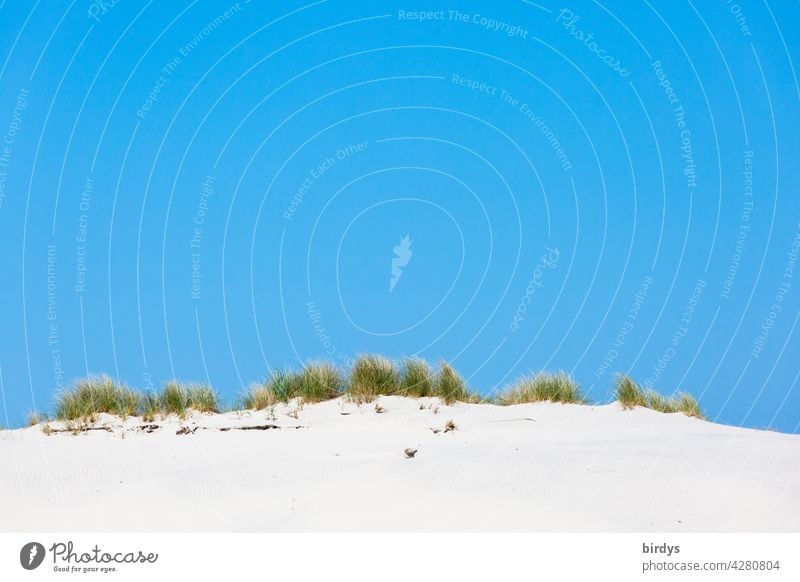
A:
[151, 381, 219, 416]
[348, 355, 400, 398]
[55, 375, 141, 420]
[157, 382, 189, 415]
[496, 372, 586, 405]
[185, 384, 219, 412]
[400, 359, 434, 397]
[140, 392, 160, 422]
[244, 363, 342, 407]
[673, 392, 703, 418]
[645, 390, 672, 413]
[644, 390, 704, 418]
[614, 375, 648, 409]
[242, 370, 301, 408]
[347, 357, 477, 403]
[614, 375, 704, 418]
[240, 385, 276, 410]
[434, 362, 471, 404]
[295, 361, 344, 402]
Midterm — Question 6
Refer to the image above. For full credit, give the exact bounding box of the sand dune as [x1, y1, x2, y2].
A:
[1, 396, 798, 532]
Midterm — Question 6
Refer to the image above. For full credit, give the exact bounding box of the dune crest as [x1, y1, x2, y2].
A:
[2, 396, 798, 532]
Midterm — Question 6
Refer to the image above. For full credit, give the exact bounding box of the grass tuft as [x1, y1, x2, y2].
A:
[348, 355, 400, 399]
[496, 372, 586, 405]
[614, 375, 704, 419]
[435, 362, 471, 404]
[184, 384, 219, 413]
[400, 359, 434, 397]
[645, 390, 672, 413]
[241, 384, 279, 410]
[295, 361, 344, 402]
[157, 382, 188, 415]
[149, 381, 219, 416]
[673, 392, 703, 418]
[614, 375, 648, 409]
[242, 370, 300, 408]
[55, 375, 140, 420]
[244, 363, 342, 407]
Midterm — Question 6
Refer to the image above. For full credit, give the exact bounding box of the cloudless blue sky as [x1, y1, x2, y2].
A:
[0, 0, 799, 431]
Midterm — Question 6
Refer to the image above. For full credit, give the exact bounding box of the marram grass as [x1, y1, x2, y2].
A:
[345, 356, 479, 403]
[240, 385, 277, 411]
[614, 375, 649, 408]
[399, 358, 434, 397]
[241, 362, 344, 408]
[244, 370, 302, 407]
[348, 354, 401, 398]
[43, 362, 705, 422]
[614, 375, 704, 419]
[150, 381, 219, 415]
[296, 361, 345, 402]
[55, 375, 141, 420]
[496, 372, 586, 405]
[434, 362, 474, 404]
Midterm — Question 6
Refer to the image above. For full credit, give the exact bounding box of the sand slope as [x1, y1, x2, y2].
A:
[1, 397, 798, 532]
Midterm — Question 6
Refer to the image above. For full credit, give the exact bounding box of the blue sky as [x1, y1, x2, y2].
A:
[0, 1, 798, 432]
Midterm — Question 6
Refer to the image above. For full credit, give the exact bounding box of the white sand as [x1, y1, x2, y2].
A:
[1, 396, 798, 532]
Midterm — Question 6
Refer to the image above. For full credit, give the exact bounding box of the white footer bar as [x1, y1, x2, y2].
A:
[2, 533, 798, 581]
